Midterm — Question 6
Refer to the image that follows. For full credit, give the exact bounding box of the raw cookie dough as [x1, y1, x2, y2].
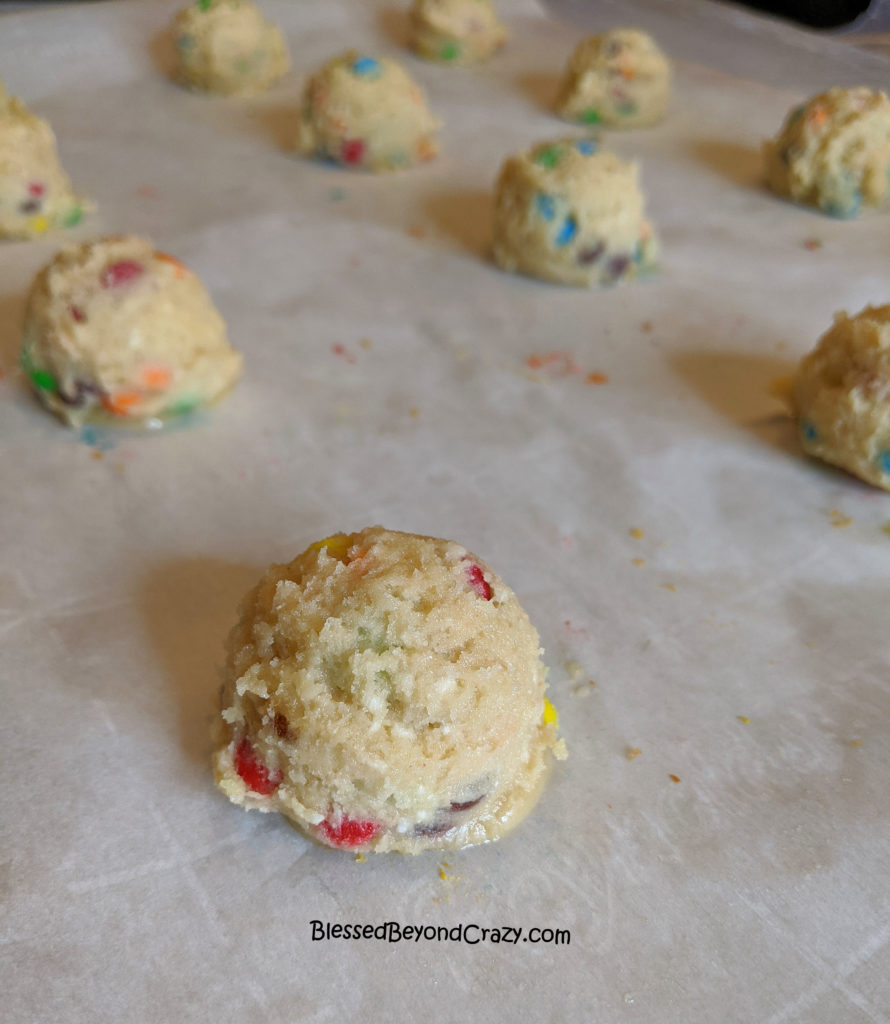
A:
[295, 51, 440, 171]
[21, 236, 242, 427]
[409, 0, 507, 65]
[554, 28, 671, 129]
[0, 86, 86, 240]
[492, 136, 658, 287]
[763, 87, 890, 218]
[171, 0, 289, 96]
[794, 305, 890, 490]
[213, 527, 567, 854]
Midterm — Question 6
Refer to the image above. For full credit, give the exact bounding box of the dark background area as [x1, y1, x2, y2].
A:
[734, 0, 871, 27]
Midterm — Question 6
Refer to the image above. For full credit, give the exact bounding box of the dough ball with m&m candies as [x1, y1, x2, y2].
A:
[171, 0, 289, 95]
[213, 527, 566, 854]
[554, 28, 671, 129]
[294, 51, 441, 171]
[21, 236, 242, 427]
[0, 87, 87, 240]
[492, 136, 658, 287]
[409, 0, 508, 65]
[763, 87, 890, 218]
[794, 305, 890, 490]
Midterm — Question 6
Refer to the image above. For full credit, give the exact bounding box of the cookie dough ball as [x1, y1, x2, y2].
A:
[171, 0, 289, 96]
[554, 28, 671, 129]
[794, 305, 890, 490]
[213, 527, 566, 854]
[21, 236, 242, 427]
[295, 51, 440, 171]
[493, 137, 657, 287]
[409, 0, 507, 65]
[0, 89, 86, 240]
[763, 87, 890, 218]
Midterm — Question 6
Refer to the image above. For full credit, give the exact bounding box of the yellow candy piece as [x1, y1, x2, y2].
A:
[309, 533, 351, 561]
[28, 215, 50, 235]
[543, 697, 559, 728]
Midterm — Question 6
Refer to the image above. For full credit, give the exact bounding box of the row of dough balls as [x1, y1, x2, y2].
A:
[17, 235, 890, 494]
[3, 55, 889, 255]
[169, 1, 890, 222]
[171, 0, 670, 128]
[171, 0, 508, 94]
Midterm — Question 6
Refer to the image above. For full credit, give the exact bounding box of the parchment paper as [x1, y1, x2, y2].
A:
[1, 2, 888, 1022]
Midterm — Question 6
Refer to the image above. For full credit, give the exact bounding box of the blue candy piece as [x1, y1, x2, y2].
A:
[555, 215, 578, 247]
[576, 139, 597, 155]
[878, 450, 890, 475]
[801, 420, 819, 443]
[177, 34, 196, 50]
[535, 193, 556, 221]
[824, 189, 862, 219]
[352, 56, 382, 78]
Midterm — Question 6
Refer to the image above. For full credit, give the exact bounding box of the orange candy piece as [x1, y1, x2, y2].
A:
[154, 251, 189, 279]
[416, 137, 437, 163]
[141, 365, 173, 390]
[101, 390, 142, 417]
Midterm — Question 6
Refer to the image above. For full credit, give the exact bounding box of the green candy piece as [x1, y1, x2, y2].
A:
[60, 204, 83, 228]
[166, 395, 200, 416]
[198, 0, 212, 11]
[580, 108, 602, 125]
[440, 42, 460, 61]
[21, 350, 57, 392]
[535, 145, 561, 169]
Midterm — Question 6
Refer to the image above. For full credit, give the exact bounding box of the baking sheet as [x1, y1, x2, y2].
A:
[1, 1, 889, 1021]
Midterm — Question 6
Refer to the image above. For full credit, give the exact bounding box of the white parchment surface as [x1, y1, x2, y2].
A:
[1, 2, 889, 1022]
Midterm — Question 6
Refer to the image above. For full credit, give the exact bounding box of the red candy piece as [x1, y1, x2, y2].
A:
[100, 260, 145, 289]
[465, 563, 492, 600]
[319, 816, 380, 848]
[234, 737, 282, 796]
[28, 182, 46, 197]
[69, 304, 87, 323]
[341, 139, 365, 166]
